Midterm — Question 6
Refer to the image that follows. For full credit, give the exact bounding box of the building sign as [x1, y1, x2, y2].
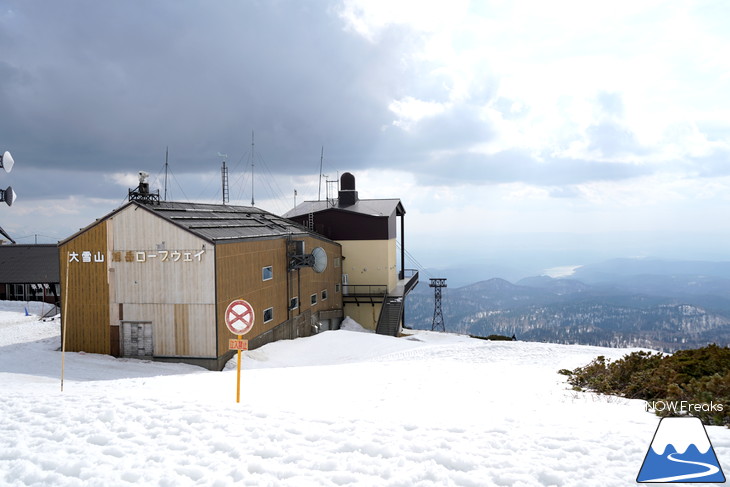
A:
[68, 251, 105, 263]
[229, 338, 248, 351]
[120, 250, 206, 263]
[67, 249, 206, 264]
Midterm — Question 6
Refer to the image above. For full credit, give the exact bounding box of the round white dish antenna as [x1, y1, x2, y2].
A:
[1, 151, 14, 173]
[1, 186, 16, 207]
[312, 247, 327, 273]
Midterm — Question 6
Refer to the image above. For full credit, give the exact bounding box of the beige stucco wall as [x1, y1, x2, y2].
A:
[344, 302, 383, 331]
[339, 239, 397, 292]
[339, 238, 397, 330]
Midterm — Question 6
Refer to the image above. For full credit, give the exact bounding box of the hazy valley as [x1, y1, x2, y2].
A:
[405, 258, 730, 351]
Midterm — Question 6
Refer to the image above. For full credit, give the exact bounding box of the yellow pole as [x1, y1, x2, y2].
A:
[61, 256, 70, 392]
[236, 334, 242, 403]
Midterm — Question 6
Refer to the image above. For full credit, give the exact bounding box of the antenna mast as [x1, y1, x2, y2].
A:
[318, 146, 324, 201]
[164, 147, 169, 201]
[220, 153, 229, 204]
[250, 131, 255, 206]
[325, 174, 338, 207]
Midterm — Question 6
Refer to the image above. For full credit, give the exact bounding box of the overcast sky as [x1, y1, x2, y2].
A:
[2, 0, 730, 279]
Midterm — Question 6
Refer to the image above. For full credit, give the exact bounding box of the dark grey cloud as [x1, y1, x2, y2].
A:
[1, 0, 721, 214]
[412, 149, 655, 188]
[375, 103, 497, 166]
[0, 166, 126, 202]
[392, 87, 662, 189]
[0, 0, 414, 191]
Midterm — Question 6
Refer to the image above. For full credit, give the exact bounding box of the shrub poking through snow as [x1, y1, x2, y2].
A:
[470, 334, 514, 341]
[561, 344, 730, 427]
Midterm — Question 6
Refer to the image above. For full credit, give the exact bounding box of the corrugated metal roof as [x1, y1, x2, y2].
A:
[282, 198, 404, 219]
[140, 201, 313, 243]
[0, 244, 60, 283]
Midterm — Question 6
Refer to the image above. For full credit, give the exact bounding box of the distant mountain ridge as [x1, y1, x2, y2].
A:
[406, 259, 730, 351]
[572, 258, 730, 281]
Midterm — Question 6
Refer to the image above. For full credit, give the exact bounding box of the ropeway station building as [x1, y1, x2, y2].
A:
[59, 172, 417, 370]
[59, 196, 343, 370]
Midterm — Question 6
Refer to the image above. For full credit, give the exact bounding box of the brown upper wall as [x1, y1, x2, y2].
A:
[293, 208, 397, 241]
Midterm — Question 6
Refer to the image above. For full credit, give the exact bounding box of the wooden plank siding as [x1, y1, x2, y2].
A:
[108, 205, 216, 358]
[215, 236, 343, 357]
[58, 220, 111, 355]
[60, 202, 344, 367]
[114, 303, 213, 357]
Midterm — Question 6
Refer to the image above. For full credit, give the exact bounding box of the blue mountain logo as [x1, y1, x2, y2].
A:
[637, 417, 726, 483]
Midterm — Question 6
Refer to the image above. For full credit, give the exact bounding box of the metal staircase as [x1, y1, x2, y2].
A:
[375, 296, 404, 337]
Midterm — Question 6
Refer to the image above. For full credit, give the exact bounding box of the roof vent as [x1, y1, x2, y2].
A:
[338, 172, 358, 207]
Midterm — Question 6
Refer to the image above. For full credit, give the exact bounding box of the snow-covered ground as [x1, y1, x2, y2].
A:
[0, 301, 727, 486]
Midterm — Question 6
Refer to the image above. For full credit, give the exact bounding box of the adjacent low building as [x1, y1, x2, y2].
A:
[59, 200, 343, 370]
[0, 244, 60, 305]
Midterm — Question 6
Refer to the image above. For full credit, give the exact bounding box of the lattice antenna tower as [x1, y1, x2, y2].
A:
[250, 131, 255, 206]
[325, 174, 338, 207]
[219, 153, 229, 204]
[430, 278, 447, 332]
[163, 147, 169, 201]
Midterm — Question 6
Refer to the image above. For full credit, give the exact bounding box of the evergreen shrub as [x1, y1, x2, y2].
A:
[560, 344, 730, 427]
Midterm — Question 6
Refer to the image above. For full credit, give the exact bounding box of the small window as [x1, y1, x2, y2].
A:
[321, 289, 328, 301]
[310, 293, 318, 306]
[262, 266, 273, 281]
[334, 257, 341, 268]
[263, 307, 273, 323]
[289, 297, 299, 310]
[335, 283, 341, 293]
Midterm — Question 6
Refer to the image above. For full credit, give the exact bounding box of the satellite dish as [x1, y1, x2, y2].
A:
[1, 151, 14, 173]
[312, 247, 327, 273]
[1, 186, 16, 207]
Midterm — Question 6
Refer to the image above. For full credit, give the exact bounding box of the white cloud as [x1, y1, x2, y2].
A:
[338, 0, 469, 42]
[388, 97, 448, 130]
[107, 172, 141, 189]
[343, 0, 730, 174]
[6, 1, 730, 267]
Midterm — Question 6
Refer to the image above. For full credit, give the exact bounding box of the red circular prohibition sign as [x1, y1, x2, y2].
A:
[225, 299, 255, 335]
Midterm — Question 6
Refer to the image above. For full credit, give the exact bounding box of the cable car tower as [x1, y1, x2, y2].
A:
[430, 278, 447, 332]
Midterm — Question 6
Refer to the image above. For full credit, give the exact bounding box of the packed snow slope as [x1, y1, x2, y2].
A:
[1, 302, 728, 486]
